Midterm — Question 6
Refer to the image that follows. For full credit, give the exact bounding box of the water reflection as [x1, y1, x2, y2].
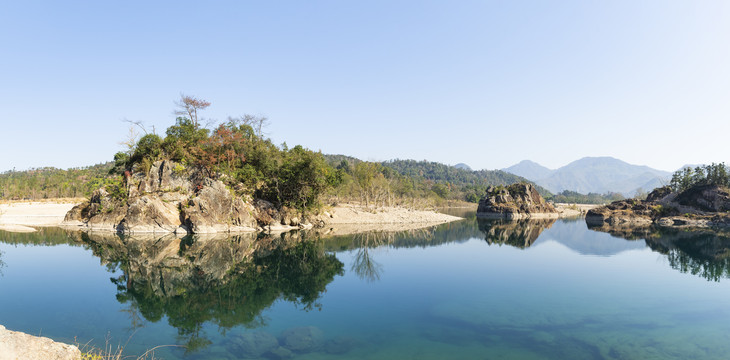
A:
[588, 224, 730, 281]
[80, 231, 344, 352]
[478, 218, 557, 249]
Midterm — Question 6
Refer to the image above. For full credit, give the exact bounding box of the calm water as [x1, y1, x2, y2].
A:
[1, 214, 730, 359]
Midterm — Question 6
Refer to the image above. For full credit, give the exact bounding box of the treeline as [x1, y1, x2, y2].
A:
[670, 163, 729, 192]
[324, 157, 552, 205]
[0, 163, 113, 200]
[2, 96, 557, 209]
[551, 190, 624, 204]
[111, 102, 339, 211]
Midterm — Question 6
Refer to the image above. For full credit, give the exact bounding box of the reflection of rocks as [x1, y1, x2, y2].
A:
[227, 331, 279, 358]
[588, 224, 730, 281]
[478, 218, 556, 248]
[280, 326, 324, 353]
[477, 184, 558, 220]
[80, 231, 343, 352]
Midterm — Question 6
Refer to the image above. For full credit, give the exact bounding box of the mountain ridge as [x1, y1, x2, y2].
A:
[503, 157, 671, 195]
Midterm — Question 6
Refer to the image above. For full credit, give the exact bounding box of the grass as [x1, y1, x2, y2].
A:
[76, 333, 183, 360]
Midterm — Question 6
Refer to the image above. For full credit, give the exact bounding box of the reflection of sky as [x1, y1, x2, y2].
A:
[2, 222, 730, 359]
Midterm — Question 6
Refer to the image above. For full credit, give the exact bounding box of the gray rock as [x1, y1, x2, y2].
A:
[0, 325, 81, 360]
[280, 326, 324, 353]
[228, 331, 279, 358]
[477, 183, 557, 219]
[324, 336, 359, 354]
[266, 346, 294, 359]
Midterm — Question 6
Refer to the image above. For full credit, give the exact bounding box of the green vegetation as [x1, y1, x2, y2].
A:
[670, 163, 729, 192]
[110, 100, 340, 212]
[0, 163, 114, 200]
[551, 190, 624, 204]
[1, 96, 558, 210]
[324, 156, 552, 206]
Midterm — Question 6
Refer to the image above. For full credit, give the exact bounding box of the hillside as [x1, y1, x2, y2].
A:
[503, 160, 553, 180]
[0, 162, 114, 200]
[323, 156, 552, 203]
[503, 157, 671, 196]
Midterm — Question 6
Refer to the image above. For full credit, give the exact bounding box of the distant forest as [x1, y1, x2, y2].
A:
[0, 163, 113, 200]
[0, 156, 629, 205]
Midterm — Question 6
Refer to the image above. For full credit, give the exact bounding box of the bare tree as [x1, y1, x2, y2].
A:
[175, 94, 211, 128]
[119, 126, 139, 154]
[123, 118, 150, 135]
[227, 114, 269, 138]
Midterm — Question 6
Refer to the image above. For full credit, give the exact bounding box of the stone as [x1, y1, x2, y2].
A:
[323, 336, 358, 354]
[280, 326, 324, 353]
[476, 183, 557, 219]
[0, 325, 81, 360]
[62, 160, 258, 234]
[228, 331, 279, 358]
[266, 346, 294, 359]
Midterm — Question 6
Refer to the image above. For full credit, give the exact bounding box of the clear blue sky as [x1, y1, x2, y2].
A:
[2, 1, 729, 173]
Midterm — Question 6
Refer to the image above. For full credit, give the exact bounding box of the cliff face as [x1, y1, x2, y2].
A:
[586, 185, 730, 228]
[63, 160, 313, 234]
[476, 183, 558, 220]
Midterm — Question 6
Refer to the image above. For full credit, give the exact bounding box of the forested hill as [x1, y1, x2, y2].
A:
[323, 155, 552, 203]
[382, 159, 553, 197]
[0, 162, 114, 200]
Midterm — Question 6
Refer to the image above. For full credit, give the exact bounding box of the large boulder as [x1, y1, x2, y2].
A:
[477, 183, 557, 219]
[227, 331, 279, 358]
[0, 325, 80, 360]
[280, 326, 324, 353]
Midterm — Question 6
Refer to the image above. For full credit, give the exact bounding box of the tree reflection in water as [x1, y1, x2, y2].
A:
[0, 248, 5, 276]
[587, 224, 730, 282]
[81, 231, 344, 353]
[350, 232, 394, 282]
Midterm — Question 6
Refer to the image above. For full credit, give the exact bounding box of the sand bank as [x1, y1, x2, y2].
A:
[0, 201, 81, 233]
[0, 200, 463, 234]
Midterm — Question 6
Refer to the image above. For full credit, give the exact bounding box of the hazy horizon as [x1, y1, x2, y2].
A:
[3, 1, 729, 173]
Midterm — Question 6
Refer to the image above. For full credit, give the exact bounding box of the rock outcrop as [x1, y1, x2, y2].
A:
[63, 160, 312, 234]
[0, 325, 80, 360]
[476, 183, 558, 219]
[586, 185, 730, 229]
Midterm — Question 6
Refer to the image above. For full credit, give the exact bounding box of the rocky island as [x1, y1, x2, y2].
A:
[586, 184, 730, 229]
[476, 183, 559, 219]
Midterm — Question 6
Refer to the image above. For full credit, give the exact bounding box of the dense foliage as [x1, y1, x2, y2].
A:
[379, 159, 552, 203]
[670, 163, 729, 192]
[551, 190, 624, 204]
[112, 116, 340, 211]
[0, 163, 113, 200]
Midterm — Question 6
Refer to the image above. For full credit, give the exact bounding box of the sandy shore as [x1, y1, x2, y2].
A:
[0, 200, 463, 234]
[554, 203, 599, 217]
[0, 201, 81, 233]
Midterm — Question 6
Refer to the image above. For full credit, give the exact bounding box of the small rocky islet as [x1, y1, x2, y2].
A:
[586, 184, 730, 229]
[476, 183, 559, 219]
[62, 160, 329, 235]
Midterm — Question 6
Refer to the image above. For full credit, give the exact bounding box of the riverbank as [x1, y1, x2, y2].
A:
[0, 200, 82, 233]
[0, 200, 463, 234]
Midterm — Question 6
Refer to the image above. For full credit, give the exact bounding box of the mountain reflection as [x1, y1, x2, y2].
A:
[588, 224, 730, 282]
[477, 218, 557, 249]
[79, 231, 344, 352]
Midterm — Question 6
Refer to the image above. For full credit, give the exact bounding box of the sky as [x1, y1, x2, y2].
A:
[1, 1, 729, 173]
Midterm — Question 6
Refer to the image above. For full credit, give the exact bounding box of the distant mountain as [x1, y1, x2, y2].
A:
[503, 157, 671, 196]
[454, 163, 472, 171]
[503, 160, 554, 180]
